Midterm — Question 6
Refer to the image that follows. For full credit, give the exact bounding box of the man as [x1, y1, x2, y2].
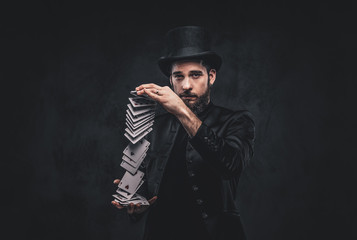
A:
[112, 26, 255, 240]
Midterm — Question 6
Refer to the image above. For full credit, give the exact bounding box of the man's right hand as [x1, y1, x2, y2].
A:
[111, 179, 158, 214]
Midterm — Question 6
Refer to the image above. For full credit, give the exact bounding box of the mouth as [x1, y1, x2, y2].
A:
[181, 96, 197, 101]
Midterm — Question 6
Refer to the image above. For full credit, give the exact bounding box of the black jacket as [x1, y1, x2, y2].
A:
[139, 102, 255, 239]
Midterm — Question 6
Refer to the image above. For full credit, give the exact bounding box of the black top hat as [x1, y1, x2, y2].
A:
[158, 26, 222, 77]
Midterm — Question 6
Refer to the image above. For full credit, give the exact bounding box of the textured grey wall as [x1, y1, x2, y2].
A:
[4, 1, 356, 240]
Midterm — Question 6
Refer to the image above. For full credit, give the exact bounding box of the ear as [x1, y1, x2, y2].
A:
[169, 75, 173, 87]
[208, 69, 216, 86]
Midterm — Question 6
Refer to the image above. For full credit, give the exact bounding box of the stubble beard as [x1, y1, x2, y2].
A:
[180, 84, 211, 115]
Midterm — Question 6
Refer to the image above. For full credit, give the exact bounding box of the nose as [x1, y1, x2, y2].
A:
[182, 77, 192, 91]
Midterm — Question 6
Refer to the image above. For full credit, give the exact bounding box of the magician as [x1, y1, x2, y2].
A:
[112, 26, 255, 240]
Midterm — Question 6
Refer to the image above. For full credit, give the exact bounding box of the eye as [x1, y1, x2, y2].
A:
[191, 73, 202, 79]
[174, 75, 184, 80]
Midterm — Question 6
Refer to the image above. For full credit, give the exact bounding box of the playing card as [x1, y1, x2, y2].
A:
[113, 194, 149, 206]
[124, 127, 153, 144]
[127, 103, 155, 117]
[125, 119, 154, 133]
[113, 194, 130, 203]
[130, 90, 149, 98]
[113, 196, 133, 205]
[111, 89, 157, 206]
[125, 198, 149, 206]
[122, 154, 137, 166]
[135, 179, 144, 192]
[126, 114, 155, 129]
[115, 188, 135, 200]
[123, 152, 147, 167]
[125, 121, 154, 138]
[125, 193, 145, 201]
[114, 192, 148, 205]
[118, 170, 145, 194]
[127, 118, 153, 131]
[123, 138, 150, 162]
[121, 160, 139, 175]
[113, 195, 127, 203]
[126, 109, 155, 123]
[129, 97, 156, 108]
[122, 154, 146, 176]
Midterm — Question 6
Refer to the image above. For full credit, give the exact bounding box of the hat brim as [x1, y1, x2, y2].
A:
[157, 51, 222, 77]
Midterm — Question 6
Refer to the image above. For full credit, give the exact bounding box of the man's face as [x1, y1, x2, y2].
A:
[170, 61, 216, 114]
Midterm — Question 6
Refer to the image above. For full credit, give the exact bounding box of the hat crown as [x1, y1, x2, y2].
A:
[164, 26, 212, 57]
[158, 26, 222, 77]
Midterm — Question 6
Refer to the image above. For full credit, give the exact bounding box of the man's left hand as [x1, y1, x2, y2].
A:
[136, 83, 186, 116]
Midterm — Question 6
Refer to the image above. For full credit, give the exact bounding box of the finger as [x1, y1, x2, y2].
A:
[111, 201, 124, 209]
[127, 203, 134, 214]
[148, 196, 158, 205]
[134, 203, 141, 212]
[137, 85, 166, 97]
[111, 200, 124, 209]
[137, 86, 160, 96]
[143, 88, 161, 101]
[134, 203, 144, 213]
[113, 179, 121, 185]
[136, 83, 161, 91]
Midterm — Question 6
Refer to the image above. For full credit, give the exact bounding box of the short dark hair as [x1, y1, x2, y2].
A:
[170, 59, 212, 75]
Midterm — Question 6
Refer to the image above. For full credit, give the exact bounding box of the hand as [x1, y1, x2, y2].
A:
[135, 83, 187, 117]
[111, 179, 157, 214]
[136, 83, 202, 137]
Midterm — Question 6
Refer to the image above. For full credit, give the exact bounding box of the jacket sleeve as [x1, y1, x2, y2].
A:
[189, 111, 255, 178]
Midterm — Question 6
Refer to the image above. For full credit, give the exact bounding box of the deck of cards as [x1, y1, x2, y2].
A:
[113, 90, 157, 207]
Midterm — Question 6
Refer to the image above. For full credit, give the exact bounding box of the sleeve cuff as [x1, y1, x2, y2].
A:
[189, 122, 214, 152]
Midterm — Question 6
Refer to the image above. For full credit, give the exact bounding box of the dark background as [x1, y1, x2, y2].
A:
[3, 1, 356, 239]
